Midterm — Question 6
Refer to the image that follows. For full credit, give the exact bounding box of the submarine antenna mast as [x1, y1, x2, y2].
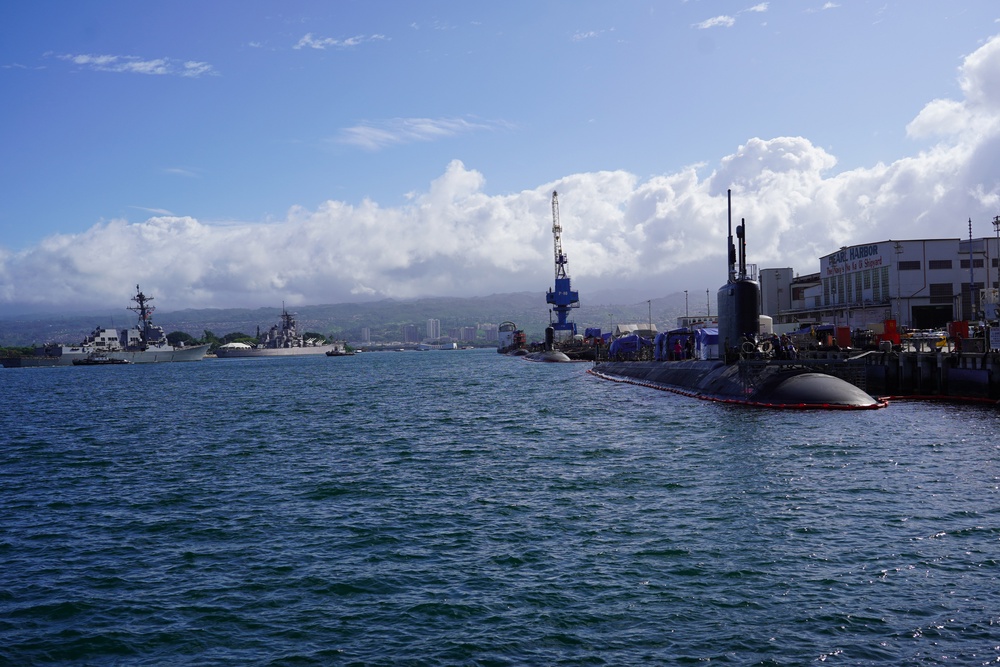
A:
[727, 190, 737, 283]
[545, 190, 580, 338]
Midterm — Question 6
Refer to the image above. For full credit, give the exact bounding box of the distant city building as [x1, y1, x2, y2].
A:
[402, 324, 419, 343]
[427, 319, 441, 340]
[360, 327, 371, 344]
[479, 323, 499, 341]
[459, 326, 477, 342]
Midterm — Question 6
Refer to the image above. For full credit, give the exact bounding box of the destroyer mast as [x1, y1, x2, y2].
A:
[126, 284, 157, 350]
[545, 191, 579, 340]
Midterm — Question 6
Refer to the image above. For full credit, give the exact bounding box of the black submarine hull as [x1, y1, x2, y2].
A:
[590, 360, 885, 409]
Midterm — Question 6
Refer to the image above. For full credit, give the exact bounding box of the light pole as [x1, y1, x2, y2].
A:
[706, 289, 710, 317]
[894, 241, 903, 325]
[684, 290, 689, 319]
[647, 300, 652, 335]
[993, 215, 1000, 290]
[969, 218, 977, 320]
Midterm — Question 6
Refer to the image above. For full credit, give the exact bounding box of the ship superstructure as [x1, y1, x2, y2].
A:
[214, 305, 335, 358]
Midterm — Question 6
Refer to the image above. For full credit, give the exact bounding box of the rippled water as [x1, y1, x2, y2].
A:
[2, 350, 999, 665]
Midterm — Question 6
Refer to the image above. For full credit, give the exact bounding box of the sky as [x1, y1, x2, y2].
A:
[2, 1, 1000, 315]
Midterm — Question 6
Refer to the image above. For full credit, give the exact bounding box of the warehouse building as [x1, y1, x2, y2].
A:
[761, 236, 1000, 333]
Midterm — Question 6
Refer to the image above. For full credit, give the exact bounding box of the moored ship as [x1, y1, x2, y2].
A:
[214, 307, 337, 358]
[589, 191, 885, 409]
[1, 285, 210, 367]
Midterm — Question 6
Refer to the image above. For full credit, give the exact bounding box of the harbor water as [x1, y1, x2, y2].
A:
[2, 350, 999, 665]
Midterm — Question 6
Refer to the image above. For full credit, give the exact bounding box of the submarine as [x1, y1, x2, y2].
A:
[524, 326, 573, 362]
[589, 190, 886, 410]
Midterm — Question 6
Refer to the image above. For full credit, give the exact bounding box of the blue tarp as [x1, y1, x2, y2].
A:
[608, 333, 652, 360]
[654, 328, 693, 361]
[695, 328, 719, 358]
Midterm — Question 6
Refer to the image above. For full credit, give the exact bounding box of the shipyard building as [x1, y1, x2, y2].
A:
[762, 236, 1000, 333]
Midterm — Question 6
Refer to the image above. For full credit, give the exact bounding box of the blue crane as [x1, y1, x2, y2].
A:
[545, 191, 579, 338]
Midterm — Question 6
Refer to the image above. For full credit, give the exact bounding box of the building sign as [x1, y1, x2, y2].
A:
[821, 244, 885, 277]
[990, 326, 1000, 352]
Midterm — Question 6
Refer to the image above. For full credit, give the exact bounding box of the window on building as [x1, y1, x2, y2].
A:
[898, 260, 921, 270]
[928, 260, 952, 270]
[863, 270, 871, 290]
[960, 259, 985, 268]
[929, 283, 953, 304]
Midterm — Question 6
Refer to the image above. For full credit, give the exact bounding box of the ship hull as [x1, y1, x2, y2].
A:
[2, 344, 210, 367]
[591, 359, 885, 409]
[214, 345, 337, 358]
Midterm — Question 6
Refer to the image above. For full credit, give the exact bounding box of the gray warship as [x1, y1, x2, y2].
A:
[214, 307, 338, 358]
[1, 285, 210, 367]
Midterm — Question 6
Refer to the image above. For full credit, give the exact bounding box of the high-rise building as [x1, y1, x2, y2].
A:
[427, 319, 441, 340]
[479, 323, 499, 341]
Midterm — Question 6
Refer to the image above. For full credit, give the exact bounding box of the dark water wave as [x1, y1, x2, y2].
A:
[2, 351, 1000, 665]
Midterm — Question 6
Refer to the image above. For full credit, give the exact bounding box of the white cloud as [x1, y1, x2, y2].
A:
[6, 34, 1000, 314]
[572, 28, 615, 42]
[696, 3, 767, 29]
[336, 117, 507, 151]
[908, 35, 1000, 142]
[163, 167, 201, 178]
[56, 53, 217, 77]
[294, 33, 387, 50]
[694, 16, 736, 30]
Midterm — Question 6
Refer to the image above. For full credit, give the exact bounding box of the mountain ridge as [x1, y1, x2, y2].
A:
[0, 290, 699, 347]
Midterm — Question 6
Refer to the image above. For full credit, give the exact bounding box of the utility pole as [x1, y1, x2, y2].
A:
[993, 215, 1000, 290]
[969, 218, 976, 320]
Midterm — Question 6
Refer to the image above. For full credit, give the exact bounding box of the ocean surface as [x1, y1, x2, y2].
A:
[2, 349, 999, 665]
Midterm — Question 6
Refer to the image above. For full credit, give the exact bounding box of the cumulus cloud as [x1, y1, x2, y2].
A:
[4, 34, 1000, 314]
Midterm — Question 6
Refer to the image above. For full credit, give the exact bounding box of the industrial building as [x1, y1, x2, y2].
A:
[762, 234, 1000, 333]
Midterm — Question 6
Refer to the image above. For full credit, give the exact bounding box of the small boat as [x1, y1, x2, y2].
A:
[72, 354, 131, 366]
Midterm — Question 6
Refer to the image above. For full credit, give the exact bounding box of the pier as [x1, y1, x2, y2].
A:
[794, 340, 1000, 402]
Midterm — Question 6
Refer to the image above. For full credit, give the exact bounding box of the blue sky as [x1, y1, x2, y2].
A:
[2, 2, 1000, 314]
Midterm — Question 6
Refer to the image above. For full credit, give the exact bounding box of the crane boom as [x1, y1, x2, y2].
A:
[552, 191, 567, 280]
